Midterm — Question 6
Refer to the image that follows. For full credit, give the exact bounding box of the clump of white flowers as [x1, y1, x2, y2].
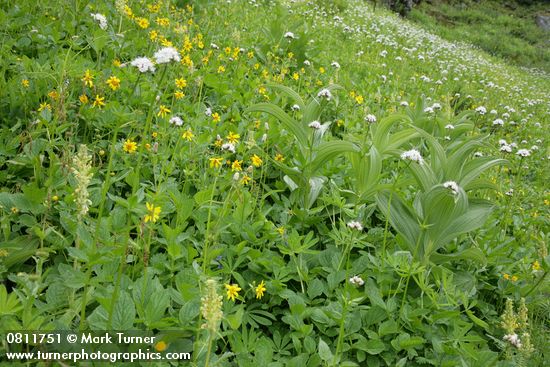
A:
[284, 31, 296, 39]
[317, 89, 332, 100]
[401, 149, 424, 164]
[443, 181, 460, 195]
[493, 119, 504, 126]
[331, 61, 340, 69]
[90, 13, 108, 30]
[365, 114, 377, 123]
[347, 221, 363, 231]
[221, 143, 236, 153]
[475, 106, 487, 115]
[169, 116, 183, 126]
[516, 149, 530, 157]
[291, 104, 300, 111]
[154, 47, 181, 64]
[349, 275, 365, 286]
[130, 57, 156, 73]
[308, 120, 321, 129]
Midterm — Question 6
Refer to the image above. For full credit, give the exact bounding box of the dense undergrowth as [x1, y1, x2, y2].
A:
[0, 0, 548, 366]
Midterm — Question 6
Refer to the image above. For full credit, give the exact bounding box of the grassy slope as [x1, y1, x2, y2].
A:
[409, 0, 550, 72]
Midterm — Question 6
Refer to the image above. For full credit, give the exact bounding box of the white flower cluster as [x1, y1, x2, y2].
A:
[516, 149, 531, 157]
[130, 57, 155, 73]
[349, 275, 365, 286]
[475, 106, 487, 115]
[284, 31, 296, 39]
[90, 13, 108, 30]
[291, 104, 301, 111]
[443, 181, 459, 195]
[503, 334, 522, 349]
[308, 120, 321, 129]
[317, 88, 332, 100]
[365, 114, 377, 123]
[347, 221, 363, 231]
[331, 61, 340, 69]
[222, 143, 236, 153]
[154, 47, 181, 64]
[401, 149, 424, 164]
[169, 116, 183, 126]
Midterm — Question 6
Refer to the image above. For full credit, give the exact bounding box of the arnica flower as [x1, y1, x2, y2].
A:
[106, 76, 121, 90]
[136, 17, 149, 29]
[144, 202, 161, 223]
[201, 279, 223, 333]
[38, 102, 51, 111]
[532, 260, 541, 271]
[211, 112, 220, 123]
[251, 154, 262, 167]
[157, 105, 170, 118]
[226, 131, 240, 144]
[231, 160, 242, 172]
[225, 283, 241, 302]
[182, 129, 194, 141]
[81, 69, 94, 87]
[79, 94, 89, 104]
[21, 79, 30, 88]
[209, 157, 223, 168]
[274, 153, 285, 162]
[71, 145, 93, 220]
[92, 95, 105, 108]
[123, 139, 137, 153]
[241, 175, 251, 185]
[175, 78, 187, 88]
[255, 281, 266, 299]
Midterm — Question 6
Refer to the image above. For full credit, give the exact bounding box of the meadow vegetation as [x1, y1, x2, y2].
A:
[0, 0, 548, 366]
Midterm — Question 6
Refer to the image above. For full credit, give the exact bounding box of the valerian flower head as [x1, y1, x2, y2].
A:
[200, 279, 223, 333]
[71, 145, 93, 220]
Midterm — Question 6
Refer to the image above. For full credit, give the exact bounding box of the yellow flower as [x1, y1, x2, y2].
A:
[123, 139, 137, 153]
[274, 153, 284, 162]
[214, 138, 223, 148]
[355, 95, 364, 104]
[175, 78, 187, 88]
[149, 30, 158, 41]
[174, 90, 185, 99]
[92, 95, 106, 108]
[277, 226, 285, 235]
[255, 281, 266, 299]
[21, 79, 30, 88]
[158, 105, 171, 118]
[11, 207, 18, 214]
[226, 131, 240, 144]
[182, 129, 194, 141]
[156, 17, 169, 27]
[106, 76, 121, 90]
[79, 94, 89, 104]
[136, 17, 149, 29]
[113, 59, 121, 67]
[292, 72, 299, 81]
[212, 112, 221, 123]
[52, 195, 59, 202]
[154, 341, 168, 352]
[218, 65, 225, 73]
[511, 275, 518, 282]
[241, 174, 251, 185]
[144, 202, 161, 223]
[503, 274, 510, 280]
[532, 261, 541, 271]
[38, 102, 51, 111]
[231, 160, 242, 172]
[225, 283, 241, 301]
[81, 69, 94, 87]
[336, 119, 344, 127]
[319, 67, 325, 74]
[251, 154, 262, 167]
[247, 51, 254, 59]
[209, 157, 223, 168]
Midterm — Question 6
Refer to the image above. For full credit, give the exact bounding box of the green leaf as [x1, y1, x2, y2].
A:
[309, 140, 360, 174]
[355, 339, 386, 355]
[318, 338, 333, 362]
[227, 306, 244, 330]
[111, 291, 135, 330]
[430, 247, 486, 265]
[0, 285, 22, 315]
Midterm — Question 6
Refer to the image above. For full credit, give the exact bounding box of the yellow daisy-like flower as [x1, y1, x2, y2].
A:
[174, 90, 185, 99]
[251, 154, 262, 167]
[241, 174, 251, 185]
[503, 273, 510, 280]
[81, 69, 94, 87]
[136, 17, 149, 29]
[511, 275, 518, 282]
[225, 283, 241, 302]
[21, 79, 30, 88]
[274, 153, 284, 162]
[355, 95, 364, 104]
[255, 281, 266, 299]
[144, 202, 161, 223]
[154, 341, 168, 352]
[532, 260, 541, 271]
[212, 112, 221, 123]
[319, 67, 325, 74]
[175, 78, 187, 88]
[149, 30, 158, 41]
[79, 94, 89, 104]
[292, 72, 299, 81]
[106, 76, 121, 90]
[38, 102, 51, 111]
[218, 65, 226, 74]
[113, 59, 121, 67]
[226, 131, 240, 144]
[231, 160, 242, 172]
[92, 95, 106, 108]
[209, 157, 223, 168]
[158, 105, 171, 118]
[182, 129, 194, 141]
[123, 139, 137, 153]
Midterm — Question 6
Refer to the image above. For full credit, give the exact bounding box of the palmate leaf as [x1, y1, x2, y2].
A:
[246, 102, 308, 148]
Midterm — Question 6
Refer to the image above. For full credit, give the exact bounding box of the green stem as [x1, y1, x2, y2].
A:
[202, 174, 219, 274]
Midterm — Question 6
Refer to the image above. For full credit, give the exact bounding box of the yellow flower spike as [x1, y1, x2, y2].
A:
[225, 283, 241, 302]
[144, 202, 161, 223]
[255, 281, 266, 299]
